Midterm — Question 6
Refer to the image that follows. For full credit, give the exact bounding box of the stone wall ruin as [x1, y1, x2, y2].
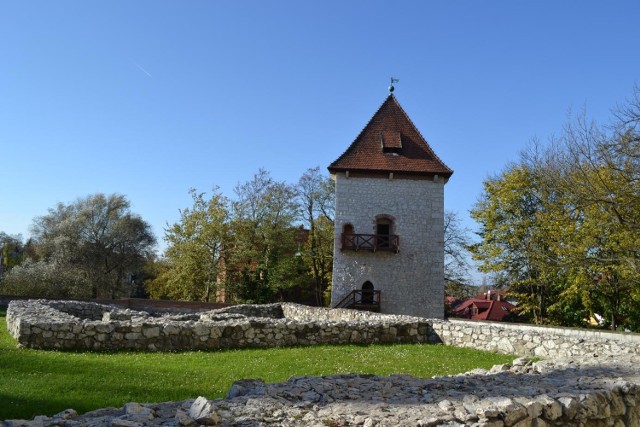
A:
[5, 299, 640, 426]
[6, 299, 430, 351]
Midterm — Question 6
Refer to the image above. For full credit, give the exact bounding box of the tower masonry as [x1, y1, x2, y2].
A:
[328, 94, 453, 318]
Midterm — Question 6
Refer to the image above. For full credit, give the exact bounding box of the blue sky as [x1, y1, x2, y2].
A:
[1, 1, 638, 283]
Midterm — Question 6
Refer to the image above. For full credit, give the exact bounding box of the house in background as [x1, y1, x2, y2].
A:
[328, 92, 453, 318]
[451, 290, 517, 321]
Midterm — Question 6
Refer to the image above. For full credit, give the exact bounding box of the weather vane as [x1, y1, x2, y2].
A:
[389, 77, 399, 93]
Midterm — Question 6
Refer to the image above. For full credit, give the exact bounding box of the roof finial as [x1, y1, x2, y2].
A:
[389, 77, 399, 93]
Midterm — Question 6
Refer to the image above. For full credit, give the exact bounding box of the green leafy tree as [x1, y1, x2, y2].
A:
[471, 86, 640, 330]
[28, 193, 156, 298]
[297, 167, 334, 306]
[470, 165, 549, 323]
[149, 168, 336, 305]
[229, 169, 301, 303]
[555, 149, 640, 329]
[469, 158, 580, 325]
[149, 188, 230, 302]
[300, 215, 334, 305]
[533, 100, 640, 330]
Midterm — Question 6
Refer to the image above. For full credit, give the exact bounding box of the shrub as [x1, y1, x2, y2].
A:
[1, 259, 92, 299]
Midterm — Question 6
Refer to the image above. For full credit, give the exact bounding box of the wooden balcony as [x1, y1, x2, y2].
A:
[341, 233, 399, 253]
[334, 289, 381, 312]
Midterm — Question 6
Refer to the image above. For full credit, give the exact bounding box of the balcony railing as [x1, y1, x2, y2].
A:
[334, 289, 381, 312]
[341, 233, 399, 253]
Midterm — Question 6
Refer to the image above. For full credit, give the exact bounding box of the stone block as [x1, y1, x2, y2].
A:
[142, 326, 160, 338]
[558, 396, 579, 420]
[175, 408, 196, 426]
[163, 324, 180, 335]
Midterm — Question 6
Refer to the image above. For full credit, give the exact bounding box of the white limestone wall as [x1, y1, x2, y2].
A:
[331, 173, 445, 318]
[6, 300, 432, 351]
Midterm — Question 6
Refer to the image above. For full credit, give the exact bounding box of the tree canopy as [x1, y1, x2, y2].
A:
[297, 167, 335, 305]
[470, 86, 640, 330]
[2, 194, 156, 298]
[151, 167, 336, 305]
[147, 188, 230, 302]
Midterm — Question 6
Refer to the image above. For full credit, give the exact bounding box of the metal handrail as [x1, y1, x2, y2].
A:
[334, 289, 381, 310]
[334, 291, 356, 309]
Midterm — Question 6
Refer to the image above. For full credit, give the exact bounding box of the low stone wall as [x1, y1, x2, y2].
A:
[0, 295, 231, 312]
[5, 354, 640, 426]
[431, 318, 640, 358]
[6, 299, 430, 351]
[8, 298, 640, 357]
[6, 300, 640, 426]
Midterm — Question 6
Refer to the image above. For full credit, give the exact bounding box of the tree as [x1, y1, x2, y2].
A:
[148, 188, 230, 302]
[470, 86, 640, 330]
[549, 109, 640, 330]
[469, 162, 568, 324]
[148, 168, 336, 305]
[0, 232, 24, 276]
[297, 167, 335, 305]
[1, 259, 92, 298]
[229, 169, 301, 302]
[443, 211, 471, 286]
[28, 193, 156, 298]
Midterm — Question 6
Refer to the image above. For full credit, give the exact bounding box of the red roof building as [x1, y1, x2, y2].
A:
[452, 296, 517, 322]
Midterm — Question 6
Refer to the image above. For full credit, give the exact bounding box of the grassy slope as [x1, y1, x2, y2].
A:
[0, 309, 514, 420]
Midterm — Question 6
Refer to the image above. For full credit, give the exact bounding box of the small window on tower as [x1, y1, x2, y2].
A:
[343, 224, 354, 235]
[380, 131, 402, 154]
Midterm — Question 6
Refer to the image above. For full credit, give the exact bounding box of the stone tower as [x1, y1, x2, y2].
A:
[328, 94, 453, 318]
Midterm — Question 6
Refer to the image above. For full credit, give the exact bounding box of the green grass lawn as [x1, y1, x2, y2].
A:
[0, 309, 515, 420]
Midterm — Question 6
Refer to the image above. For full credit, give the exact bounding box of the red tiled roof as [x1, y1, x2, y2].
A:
[454, 299, 488, 312]
[328, 95, 453, 178]
[477, 300, 517, 321]
[453, 298, 517, 322]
